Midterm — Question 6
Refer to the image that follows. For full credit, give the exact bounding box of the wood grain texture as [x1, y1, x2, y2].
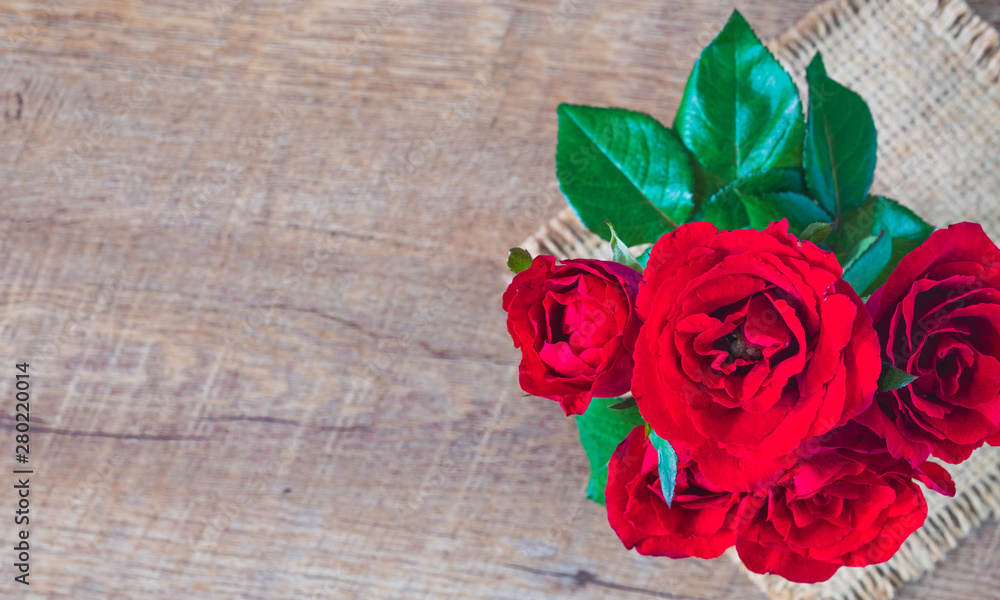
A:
[0, 1, 999, 599]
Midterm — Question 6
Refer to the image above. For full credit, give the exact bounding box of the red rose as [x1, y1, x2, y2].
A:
[502, 256, 642, 415]
[857, 223, 1000, 465]
[606, 425, 741, 559]
[632, 220, 880, 492]
[735, 422, 953, 583]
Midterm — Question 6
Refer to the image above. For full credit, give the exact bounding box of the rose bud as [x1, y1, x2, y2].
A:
[606, 425, 741, 559]
[857, 222, 1000, 465]
[632, 220, 881, 492]
[502, 256, 642, 415]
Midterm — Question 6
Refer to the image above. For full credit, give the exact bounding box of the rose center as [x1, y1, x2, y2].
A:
[725, 326, 763, 363]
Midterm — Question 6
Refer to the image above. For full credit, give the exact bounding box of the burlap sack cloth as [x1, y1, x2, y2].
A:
[521, 0, 1000, 598]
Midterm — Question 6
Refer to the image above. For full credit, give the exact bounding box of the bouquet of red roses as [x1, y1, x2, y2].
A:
[501, 10, 1000, 584]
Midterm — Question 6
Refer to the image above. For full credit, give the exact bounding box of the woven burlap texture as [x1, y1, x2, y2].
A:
[522, 0, 1000, 598]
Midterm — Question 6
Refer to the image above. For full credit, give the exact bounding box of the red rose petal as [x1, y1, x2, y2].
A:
[867, 222, 1000, 323]
[736, 537, 841, 583]
[691, 442, 785, 492]
[917, 461, 955, 497]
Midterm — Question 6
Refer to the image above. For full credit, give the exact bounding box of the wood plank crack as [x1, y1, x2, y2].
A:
[505, 564, 704, 599]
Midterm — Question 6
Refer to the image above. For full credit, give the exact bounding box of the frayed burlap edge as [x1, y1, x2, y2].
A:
[773, 0, 1000, 86]
[520, 2, 1000, 598]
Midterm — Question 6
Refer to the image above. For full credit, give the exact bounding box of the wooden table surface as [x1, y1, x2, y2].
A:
[3, 1, 1000, 598]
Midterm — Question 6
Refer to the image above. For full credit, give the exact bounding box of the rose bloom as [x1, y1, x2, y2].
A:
[502, 256, 642, 415]
[606, 425, 741, 559]
[858, 222, 1000, 464]
[735, 422, 954, 583]
[632, 220, 880, 492]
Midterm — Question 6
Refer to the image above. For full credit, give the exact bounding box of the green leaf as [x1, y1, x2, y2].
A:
[842, 229, 892, 296]
[804, 52, 877, 220]
[869, 197, 934, 291]
[575, 398, 645, 505]
[876, 196, 934, 240]
[606, 221, 643, 272]
[607, 396, 637, 410]
[698, 184, 749, 230]
[801, 222, 833, 243]
[806, 52, 828, 79]
[742, 191, 831, 232]
[690, 156, 729, 210]
[556, 105, 693, 245]
[648, 430, 679, 508]
[878, 362, 918, 393]
[507, 248, 532, 273]
[836, 196, 934, 291]
[674, 10, 805, 182]
[694, 167, 807, 230]
[637, 246, 652, 269]
[836, 196, 880, 260]
[737, 167, 807, 197]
